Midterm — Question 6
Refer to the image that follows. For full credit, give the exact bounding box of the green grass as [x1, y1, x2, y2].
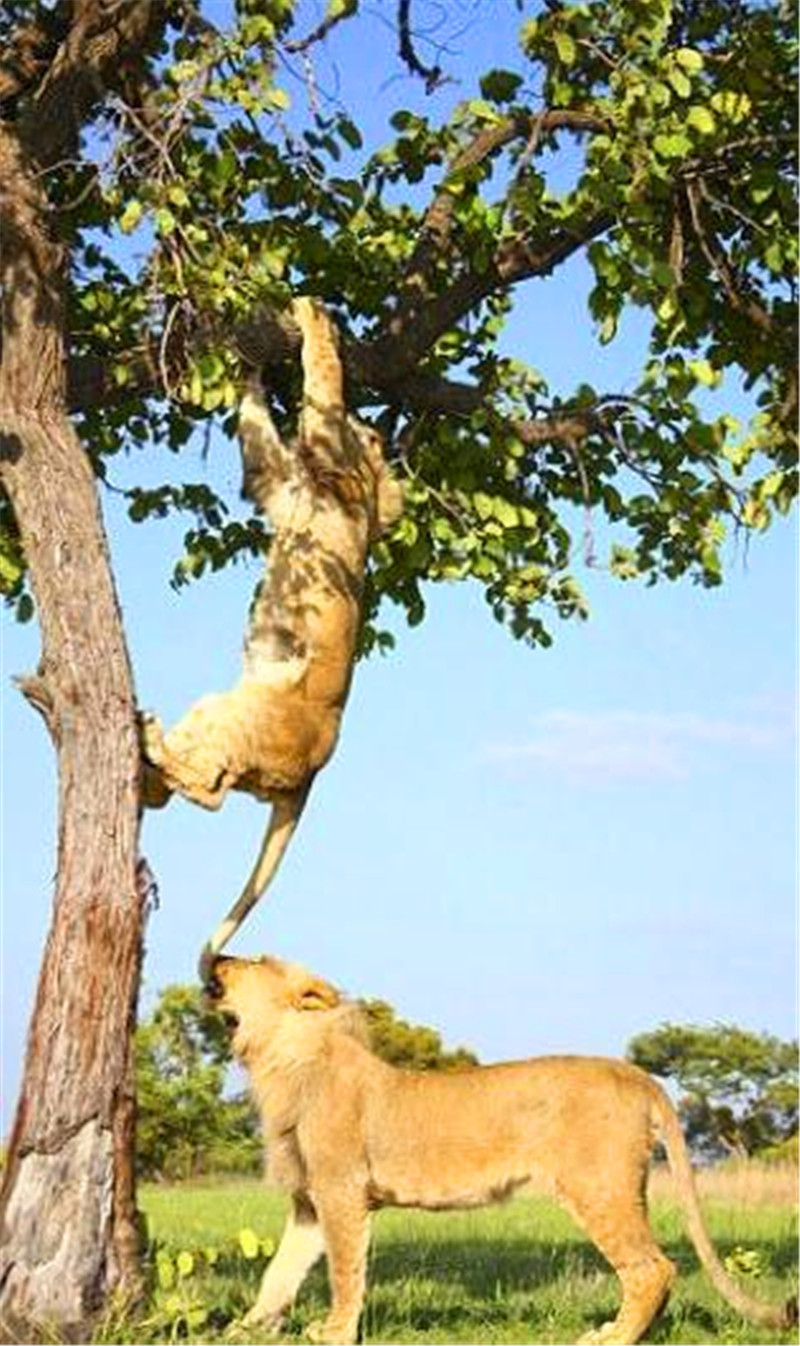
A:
[95, 1178, 798, 1344]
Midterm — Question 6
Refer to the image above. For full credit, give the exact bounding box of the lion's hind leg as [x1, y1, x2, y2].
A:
[139, 699, 235, 810]
[562, 1177, 675, 1345]
[576, 1257, 675, 1346]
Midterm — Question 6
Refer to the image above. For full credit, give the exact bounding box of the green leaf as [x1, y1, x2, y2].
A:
[0, 552, 22, 588]
[265, 86, 291, 111]
[480, 69, 523, 103]
[742, 497, 770, 529]
[687, 105, 716, 135]
[653, 132, 692, 159]
[494, 498, 520, 529]
[763, 240, 784, 275]
[238, 1228, 261, 1260]
[599, 313, 617, 345]
[464, 98, 502, 123]
[668, 68, 692, 99]
[689, 359, 721, 388]
[338, 117, 363, 149]
[176, 1250, 195, 1279]
[710, 90, 752, 123]
[119, 200, 144, 234]
[473, 492, 493, 521]
[154, 207, 176, 236]
[553, 30, 577, 66]
[675, 47, 704, 72]
[156, 1255, 175, 1290]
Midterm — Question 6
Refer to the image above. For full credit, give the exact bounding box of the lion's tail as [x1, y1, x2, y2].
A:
[654, 1088, 796, 1330]
[198, 781, 312, 982]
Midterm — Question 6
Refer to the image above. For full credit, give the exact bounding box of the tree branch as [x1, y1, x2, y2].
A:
[685, 179, 773, 335]
[397, 108, 609, 320]
[14, 673, 58, 743]
[397, 0, 443, 92]
[0, 2, 69, 108]
[361, 206, 614, 382]
[14, 0, 166, 168]
[283, 0, 356, 54]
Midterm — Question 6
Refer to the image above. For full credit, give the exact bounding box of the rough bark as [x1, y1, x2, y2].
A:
[0, 83, 146, 1346]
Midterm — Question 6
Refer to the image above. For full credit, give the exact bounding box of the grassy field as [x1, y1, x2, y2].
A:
[97, 1166, 798, 1344]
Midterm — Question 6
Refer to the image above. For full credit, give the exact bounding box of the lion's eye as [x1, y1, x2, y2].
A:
[205, 974, 224, 1000]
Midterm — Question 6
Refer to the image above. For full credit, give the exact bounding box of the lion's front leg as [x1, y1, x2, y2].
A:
[138, 712, 173, 808]
[307, 1186, 370, 1346]
[242, 1195, 324, 1331]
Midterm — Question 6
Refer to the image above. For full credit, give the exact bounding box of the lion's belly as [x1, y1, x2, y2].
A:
[366, 1124, 550, 1212]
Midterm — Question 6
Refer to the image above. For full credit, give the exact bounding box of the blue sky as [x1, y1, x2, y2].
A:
[1, 2, 797, 1133]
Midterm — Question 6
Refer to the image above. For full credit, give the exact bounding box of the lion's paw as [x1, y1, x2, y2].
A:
[237, 1307, 286, 1336]
[306, 1316, 357, 1345]
[577, 1324, 627, 1346]
[138, 710, 165, 761]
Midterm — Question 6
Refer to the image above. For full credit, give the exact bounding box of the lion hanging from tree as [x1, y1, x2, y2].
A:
[140, 298, 404, 973]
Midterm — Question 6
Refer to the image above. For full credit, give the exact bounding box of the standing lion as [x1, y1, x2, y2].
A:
[206, 953, 796, 1346]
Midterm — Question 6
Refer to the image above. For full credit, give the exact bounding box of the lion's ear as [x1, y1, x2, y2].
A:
[288, 971, 340, 1012]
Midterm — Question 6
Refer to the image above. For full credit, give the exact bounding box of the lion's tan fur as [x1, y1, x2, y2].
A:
[140, 300, 403, 963]
[210, 955, 793, 1346]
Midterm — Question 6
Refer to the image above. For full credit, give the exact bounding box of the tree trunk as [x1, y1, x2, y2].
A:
[0, 124, 146, 1343]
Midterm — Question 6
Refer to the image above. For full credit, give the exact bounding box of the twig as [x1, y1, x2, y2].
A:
[284, 2, 357, 54]
[158, 300, 181, 399]
[685, 180, 772, 332]
[397, 0, 443, 93]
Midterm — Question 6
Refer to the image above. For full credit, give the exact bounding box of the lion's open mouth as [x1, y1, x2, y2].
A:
[203, 975, 239, 1029]
[204, 973, 225, 1001]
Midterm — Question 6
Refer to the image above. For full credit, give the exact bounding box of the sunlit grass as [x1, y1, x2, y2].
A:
[94, 1167, 798, 1344]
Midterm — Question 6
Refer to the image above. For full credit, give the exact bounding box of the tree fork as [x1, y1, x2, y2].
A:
[0, 123, 147, 1340]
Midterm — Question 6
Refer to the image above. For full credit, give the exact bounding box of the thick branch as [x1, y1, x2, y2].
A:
[64, 205, 615, 436]
[14, 0, 164, 168]
[399, 108, 610, 319]
[360, 207, 614, 383]
[0, 3, 68, 107]
[496, 208, 614, 285]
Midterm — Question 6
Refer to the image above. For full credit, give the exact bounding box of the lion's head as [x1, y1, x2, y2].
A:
[205, 954, 363, 1062]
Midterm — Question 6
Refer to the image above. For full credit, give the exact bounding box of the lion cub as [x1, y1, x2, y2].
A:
[208, 955, 794, 1346]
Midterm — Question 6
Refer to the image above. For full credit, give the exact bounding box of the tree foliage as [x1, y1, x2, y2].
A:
[135, 985, 260, 1180]
[361, 998, 479, 1071]
[1, 0, 796, 646]
[628, 1022, 799, 1160]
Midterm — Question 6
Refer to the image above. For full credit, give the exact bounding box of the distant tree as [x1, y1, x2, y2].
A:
[135, 986, 259, 1180]
[628, 1023, 798, 1160]
[361, 999, 479, 1072]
